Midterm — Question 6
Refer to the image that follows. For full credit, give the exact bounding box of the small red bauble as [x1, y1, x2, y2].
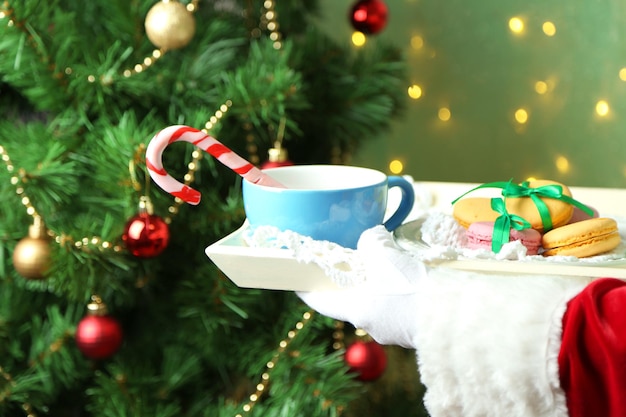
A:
[261, 159, 294, 169]
[349, 0, 388, 35]
[122, 213, 170, 258]
[344, 340, 387, 381]
[261, 144, 294, 170]
[76, 315, 123, 359]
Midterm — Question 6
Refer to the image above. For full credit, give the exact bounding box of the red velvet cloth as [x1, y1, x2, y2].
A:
[559, 277, 626, 417]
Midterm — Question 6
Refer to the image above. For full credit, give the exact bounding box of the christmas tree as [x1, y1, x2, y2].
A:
[0, 0, 427, 416]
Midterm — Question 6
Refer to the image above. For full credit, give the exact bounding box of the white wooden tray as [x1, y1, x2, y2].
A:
[205, 181, 626, 291]
[205, 224, 341, 291]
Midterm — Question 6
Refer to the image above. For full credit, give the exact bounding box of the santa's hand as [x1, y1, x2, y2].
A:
[297, 225, 596, 417]
[297, 226, 427, 348]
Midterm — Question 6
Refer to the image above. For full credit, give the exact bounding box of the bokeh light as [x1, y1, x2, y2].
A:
[389, 159, 404, 174]
[408, 84, 422, 99]
[535, 81, 548, 94]
[555, 155, 570, 173]
[351, 31, 366, 47]
[596, 100, 610, 116]
[542, 21, 556, 36]
[438, 107, 451, 121]
[410, 35, 424, 49]
[514, 108, 529, 124]
[508, 17, 524, 34]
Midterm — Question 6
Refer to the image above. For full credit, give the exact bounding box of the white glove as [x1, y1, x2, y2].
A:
[298, 225, 593, 417]
[298, 225, 426, 348]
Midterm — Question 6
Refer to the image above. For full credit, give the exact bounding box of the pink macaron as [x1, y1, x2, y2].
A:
[466, 221, 542, 255]
[567, 204, 599, 224]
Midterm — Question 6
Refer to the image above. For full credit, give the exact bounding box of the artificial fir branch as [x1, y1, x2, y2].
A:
[0, 1, 409, 415]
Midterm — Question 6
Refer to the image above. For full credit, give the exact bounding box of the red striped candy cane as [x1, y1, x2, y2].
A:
[146, 125, 285, 205]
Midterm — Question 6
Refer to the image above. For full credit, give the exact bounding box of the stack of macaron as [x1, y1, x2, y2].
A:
[452, 179, 621, 258]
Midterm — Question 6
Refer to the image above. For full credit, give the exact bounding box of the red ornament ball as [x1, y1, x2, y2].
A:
[75, 315, 123, 359]
[349, 0, 388, 34]
[122, 213, 170, 258]
[261, 146, 294, 169]
[344, 340, 387, 381]
[261, 159, 294, 169]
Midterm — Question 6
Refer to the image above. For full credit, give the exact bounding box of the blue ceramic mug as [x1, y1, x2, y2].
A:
[242, 165, 415, 249]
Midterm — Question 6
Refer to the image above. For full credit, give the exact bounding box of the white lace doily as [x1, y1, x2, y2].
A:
[243, 226, 367, 288]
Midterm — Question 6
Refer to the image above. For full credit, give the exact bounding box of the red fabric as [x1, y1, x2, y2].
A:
[558, 278, 626, 417]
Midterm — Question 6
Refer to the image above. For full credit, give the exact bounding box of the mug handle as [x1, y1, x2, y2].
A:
[383, 176, 415, 231]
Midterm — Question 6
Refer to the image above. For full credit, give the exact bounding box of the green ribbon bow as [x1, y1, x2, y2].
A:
[451, 180, 516, 204]
[500, 181, 594, 231]
[451, 179, 594, 232]
[490, 197, 532, 253]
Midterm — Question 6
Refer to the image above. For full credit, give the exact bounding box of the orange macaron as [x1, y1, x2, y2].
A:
[541, 217, 621, 257]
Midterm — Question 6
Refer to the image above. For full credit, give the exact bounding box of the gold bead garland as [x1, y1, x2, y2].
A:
[0, 144, 125, 253]
[242, 121, 260, 166]
[204, 100, 233, 132]
[163, 147, 202, 222]
[332, 320, 346, 350]
[121, 0, 199, 78]
[3, 1, 337, 415]
[105, 0, 200, 81]
[0, 99, 230, 412]
[120, 49, 164, 79]
[1, 326, 71, 417]
[261, 0, 282, 50]
[0, 366, 36, 417]
[1, 100, 231, 254]
[1, 0, 231, 246]
[0, 1, 199, 85]
[164, 100, 233, 221]
[234, 310, 315, 417]
[242, 0, 287, 165]
[0, 4, 15, 28]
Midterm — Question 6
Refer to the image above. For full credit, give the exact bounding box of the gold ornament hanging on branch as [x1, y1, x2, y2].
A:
[13, 215, 51, 280]
[144, 0, 196, 50]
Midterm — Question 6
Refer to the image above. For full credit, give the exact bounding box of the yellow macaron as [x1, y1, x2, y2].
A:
[453, 180, 574, 231]
[541, 217, 621, 258]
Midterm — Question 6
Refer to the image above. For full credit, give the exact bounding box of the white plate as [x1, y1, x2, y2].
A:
[393, 219, 626, 278]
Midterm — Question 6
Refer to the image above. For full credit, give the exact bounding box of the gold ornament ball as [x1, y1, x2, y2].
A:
[13, 236, 51, 280]
[145, 1, 196, 50]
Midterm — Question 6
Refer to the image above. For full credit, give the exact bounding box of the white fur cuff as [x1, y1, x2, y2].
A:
[412, 267, 592, 417]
